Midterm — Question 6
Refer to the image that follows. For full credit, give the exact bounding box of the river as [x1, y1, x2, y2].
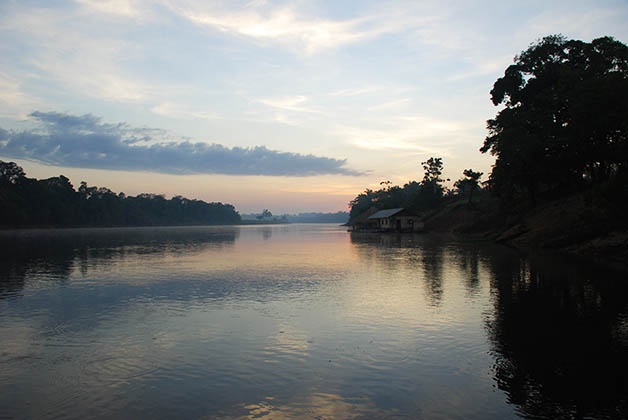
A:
[1, 224, 626, 419]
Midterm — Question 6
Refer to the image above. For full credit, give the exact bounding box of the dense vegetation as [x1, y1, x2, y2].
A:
[0, 161, 241, 228]
[349, 35, 628, 222]
[348, 157, 481, 219]
[481, 35, 628, 204]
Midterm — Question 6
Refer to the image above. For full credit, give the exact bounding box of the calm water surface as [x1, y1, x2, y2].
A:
[1, 224, 627, 419]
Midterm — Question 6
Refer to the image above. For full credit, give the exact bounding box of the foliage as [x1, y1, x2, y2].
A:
[0, 161, 26, 185]
[421, 158, 444, 188]
[257, 209, 273, 220]
[415, 157, 447, 209]
[348, 157, 448, 218]
[0, 161, 241, 228]
[454, 169, 483, 204]
[481, 35, 628, 203]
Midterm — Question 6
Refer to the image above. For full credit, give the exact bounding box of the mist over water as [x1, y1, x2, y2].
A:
[1, 224, 626, 420]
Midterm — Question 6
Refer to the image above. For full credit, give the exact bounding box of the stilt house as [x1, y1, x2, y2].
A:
[367, 208, 423, 232]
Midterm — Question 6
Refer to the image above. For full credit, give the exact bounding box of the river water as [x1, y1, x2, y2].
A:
[1, 224, 626, 420]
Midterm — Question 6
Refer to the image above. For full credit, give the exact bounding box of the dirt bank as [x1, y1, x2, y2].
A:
[423, 193, 628, 268]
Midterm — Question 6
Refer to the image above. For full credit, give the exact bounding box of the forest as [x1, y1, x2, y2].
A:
[349, 35, 628, 228]
[0, 161, 241, 228]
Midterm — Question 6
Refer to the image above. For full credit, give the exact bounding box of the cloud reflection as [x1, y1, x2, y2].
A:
[210, 393, 385, 420]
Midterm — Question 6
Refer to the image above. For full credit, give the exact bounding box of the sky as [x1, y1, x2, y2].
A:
[1, 0, 627, 213]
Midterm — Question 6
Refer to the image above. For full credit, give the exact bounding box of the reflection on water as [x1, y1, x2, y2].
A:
[0, 225, 626, 419]
[0, 226, 239, 300]
[486, 254, 628, 419]
[212, 393, 382, 420]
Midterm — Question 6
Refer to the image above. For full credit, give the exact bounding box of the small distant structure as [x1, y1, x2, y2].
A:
[368, 208, 424, 232]
[349, 207, 424, 232]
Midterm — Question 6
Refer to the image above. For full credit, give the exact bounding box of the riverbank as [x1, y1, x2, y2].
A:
[422, 191, 628, 269]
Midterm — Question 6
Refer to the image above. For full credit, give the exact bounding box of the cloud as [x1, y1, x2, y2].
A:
[162, 1, 449, 54]
[1, 5, 158, 103]
[165, 2, 376, 54]
[0, 72, 42, 119]
[257, 95, 320, 114]
[75, 0, 143, 18]
[327, 86, 381, 97]
[0, 111, 361, 176]
[334, 114, 477, 156]
[149, 102, 225, 121]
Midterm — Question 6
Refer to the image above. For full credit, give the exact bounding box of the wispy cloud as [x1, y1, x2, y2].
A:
[1, 6, 151, 102]
[257, 95, 321, 113]
[149, 102, 225, 121]
[366, 98, 413, 112]
[516, 6, 622, 45]
[327, 86, 381, 97]
[75, 0, 143, 18]
[0, 73, 41, 119]
[335, 114, 475, 156]
[0, 111, 361, 176]
[161, 1, 451, 54]
[164, 2, 376, 54]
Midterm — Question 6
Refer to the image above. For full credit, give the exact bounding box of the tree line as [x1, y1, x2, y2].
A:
[0, 161, 241, 228]
[349, 157, 482, 219]
[349, 35, 628, 218]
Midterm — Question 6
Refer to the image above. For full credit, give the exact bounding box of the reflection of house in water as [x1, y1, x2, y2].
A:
[349, 208, 424, 232]
[347, 207, 379, 231]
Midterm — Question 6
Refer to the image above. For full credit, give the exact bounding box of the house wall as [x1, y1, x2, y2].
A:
[378, 218, 391, 229]
[377, 216, 423, 232]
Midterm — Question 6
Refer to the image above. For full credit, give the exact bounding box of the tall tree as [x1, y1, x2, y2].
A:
[481, 35, 628, 203]
[454, 169, 483, 205]
[415, 157, 446, 209]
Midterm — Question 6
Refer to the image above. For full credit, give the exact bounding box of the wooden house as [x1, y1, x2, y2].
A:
[367, 208, 423, 232]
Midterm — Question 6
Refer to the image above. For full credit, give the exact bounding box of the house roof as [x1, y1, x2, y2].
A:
[368, 208, 405, 219]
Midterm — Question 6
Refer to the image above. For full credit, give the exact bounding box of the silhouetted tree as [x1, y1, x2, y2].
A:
[454, 169, 483, 205]
[413, 157, 446, 210]
[481, 35, 628, 203]
[257, 209, 272, 220]
[0, 161, 26, 185]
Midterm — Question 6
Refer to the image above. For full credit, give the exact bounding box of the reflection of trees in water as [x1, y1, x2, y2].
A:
[348, 233, 628, 417]
[349, 233, 425, 278]
[349, 232, 420, 249]
[454, 245, 481, 297]
[485, 254, 628, 419]
[349, 233, 491, 306]
[0, 227, 239, 299]
[420, 246, 444, 307]
[349, 233, 448, 306]
[0, 234, 75, 299]
[259, 227, 272, 241]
